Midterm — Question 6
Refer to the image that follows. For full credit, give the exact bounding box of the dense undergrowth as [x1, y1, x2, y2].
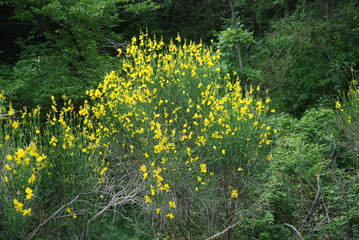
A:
[0, 35, 358, 239]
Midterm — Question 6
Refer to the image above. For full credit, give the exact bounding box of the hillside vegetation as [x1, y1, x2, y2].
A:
[0, 1, 358, 239]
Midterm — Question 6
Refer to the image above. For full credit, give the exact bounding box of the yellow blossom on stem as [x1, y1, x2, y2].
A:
[25, 187, 34, 199]
[140, 165, 147, 172]
[145, 195, 152, 203]
[231, 189, 239, 198]
[22, 208, 32, 216]
[13, 199, 23, 212]
[169, 201, 176, 208]
[99, 167, 108, 176]
[200, 163, 207, 173]
[49, 136, 58, 146]
[28, 174, 36, 184]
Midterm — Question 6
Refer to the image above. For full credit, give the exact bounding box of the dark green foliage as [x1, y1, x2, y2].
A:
[250, 1, 358, 115]
[254, 108, 358, 239]
[118, 0, 228, 42]
[1, 0, 124, 110]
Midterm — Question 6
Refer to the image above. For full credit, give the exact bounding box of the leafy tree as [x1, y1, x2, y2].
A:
[250, 0, 358, 115]
[118, 0, 228, 42]
[0, 0, 164, 110]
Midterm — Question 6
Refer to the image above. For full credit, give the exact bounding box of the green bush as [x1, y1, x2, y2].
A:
[251, 108, 358, 239]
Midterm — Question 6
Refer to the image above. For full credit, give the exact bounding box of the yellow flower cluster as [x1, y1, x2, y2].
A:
[336, 80, 358, 124]
[2, 94, 105, 219]
[13, 199, 32, 216]
[4, 140, 46, 215]
[82, 33, 275, 220]
[66, 207, 77, 219]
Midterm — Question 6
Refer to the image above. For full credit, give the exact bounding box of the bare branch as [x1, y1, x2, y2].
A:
[206, 221, 240, 240]
[284, 223, 304, 240]
[320, 199, 330, 223]
[303, 174, 321, 224]
[27, 194, 81, 240]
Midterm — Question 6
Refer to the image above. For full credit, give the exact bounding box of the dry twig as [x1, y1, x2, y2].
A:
[284, 223, 305, 240]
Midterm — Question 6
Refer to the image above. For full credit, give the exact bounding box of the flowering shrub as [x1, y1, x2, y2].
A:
[1, 93, 136, 238]
[0, 34, 275, 238]
[335, 80, 359, 169]
[85, 33, 275, 237]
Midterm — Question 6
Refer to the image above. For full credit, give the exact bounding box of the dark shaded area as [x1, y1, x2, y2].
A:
[0, 6, 32, 63]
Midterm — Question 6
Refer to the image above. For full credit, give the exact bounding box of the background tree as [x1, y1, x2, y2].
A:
[249, 0, 358, 115]
[0, 0, 162, 110]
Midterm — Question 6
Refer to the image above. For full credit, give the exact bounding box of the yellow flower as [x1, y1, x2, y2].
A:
[156, 208, 161, 214]
[99, 167, 108, 176]
[13, 199, 24, 212]
[8, 104, 15, 116]
[237, 168, 243, 172]
[5, 164, 12, 170]
[28, 174, 36, 184]
[166, 213, 174, 219]
[231, 189, 239, 198]
[335, 101, 341, 109]
[169, 201, 176, 208]
[145, 195, 152, 203]
[15, 148, 25, 159]
[139, 165, 147, 172]
[200, 163, 207, 173]
[117, 48, 122, 56]
[11, 120, 19, 129]
[36, 155, 46, 162]
[49, 136, 58, 146]
[25, 187, 34, 199]
[22, 208, 32, 216]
